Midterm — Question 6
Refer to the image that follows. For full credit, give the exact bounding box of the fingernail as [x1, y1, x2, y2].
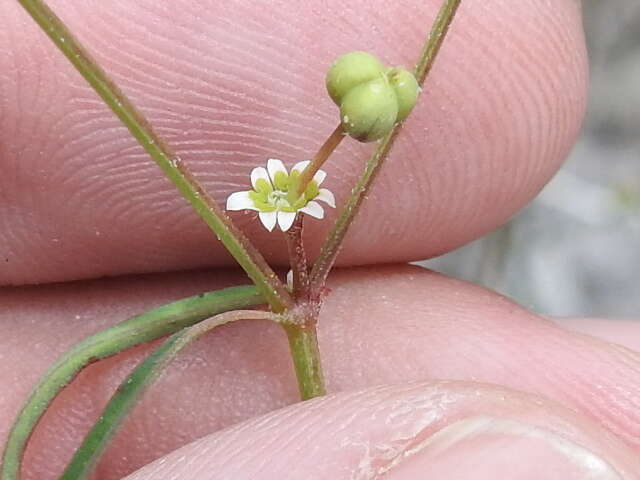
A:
[384, 416, 623, 479]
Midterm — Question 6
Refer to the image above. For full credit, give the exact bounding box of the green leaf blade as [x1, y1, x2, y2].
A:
[1, 286, 264, 480]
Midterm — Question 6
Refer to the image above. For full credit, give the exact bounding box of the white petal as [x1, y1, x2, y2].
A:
[315, 188, 336, 208]
[266, 158, 288, 184]
[258, 211, 277, 232]
[312, 169, 327, 186]
[251, 167, 271, 190]
[277, 211, 297, 231]
[291, 160, 310, 174]
[300, 201, 324, 219]
[226, 191, 258, 211]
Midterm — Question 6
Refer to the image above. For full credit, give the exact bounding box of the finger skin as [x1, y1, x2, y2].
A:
[1, 266, 640, 479]
[124, 382, 640, 480]
[558, 318, 640, 353]
[0, 0, 587, 285]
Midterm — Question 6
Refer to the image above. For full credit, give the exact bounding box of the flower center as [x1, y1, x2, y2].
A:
[268, 190, 292, 209]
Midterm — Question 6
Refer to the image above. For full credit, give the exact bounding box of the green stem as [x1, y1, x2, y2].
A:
[60, 310, 277, 480]
[16, 0, 293, 313]
[310, 0, 462, 291]
[284, 323, 325, 400]
[288, 123, 345, 203]
[0, 286, 264, 480]
[413, 0, 462, 85]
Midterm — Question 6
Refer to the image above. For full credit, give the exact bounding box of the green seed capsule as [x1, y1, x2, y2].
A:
[326, 51, 420, 142]
[339, 77, 399, 142]
[326, 51, 385, 105]
[388, 68, 420, 122]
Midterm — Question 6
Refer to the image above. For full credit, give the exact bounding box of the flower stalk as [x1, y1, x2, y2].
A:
[290, 124, 345, 202]
[285, 216, 311, 300]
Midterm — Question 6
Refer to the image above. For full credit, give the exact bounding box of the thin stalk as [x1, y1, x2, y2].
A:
[310, 0, 462, 291]
[289, 124, 345, 202]
[16, 0, 293, 312]
[1, 286, 264, 480]
[283, 323, 325, 400]
[60, 310, 277, 480]
[283, 217, 324, 399]
[285, 216, 310, 300]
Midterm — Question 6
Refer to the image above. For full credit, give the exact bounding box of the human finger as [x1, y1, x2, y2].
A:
[124, 382, 640, 480]
[0, 0, 587, 285]
[3, 265, 640, 478]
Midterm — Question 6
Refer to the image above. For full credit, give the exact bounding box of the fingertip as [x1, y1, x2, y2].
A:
[553, 317, 640, 353]
[125, 383, 640, 480]
[386, 417, 623, 480]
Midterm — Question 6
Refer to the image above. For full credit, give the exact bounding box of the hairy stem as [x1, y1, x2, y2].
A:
[60, 310, 277, 480]
[0, 286, 264, 480]
[16, 0, 293, 312]
[285, 216, 310, 300]
[283, 217, 325, 398]
[310, 0, 462, 291]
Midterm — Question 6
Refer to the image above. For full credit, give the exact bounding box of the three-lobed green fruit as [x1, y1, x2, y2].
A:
[326, 51, 420, 142]
[326, 51, 385, 105]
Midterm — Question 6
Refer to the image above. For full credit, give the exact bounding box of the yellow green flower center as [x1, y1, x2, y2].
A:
[248, 171, 319, 213]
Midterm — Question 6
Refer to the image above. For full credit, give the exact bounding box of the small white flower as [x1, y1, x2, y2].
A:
[226, 158, 336, 232]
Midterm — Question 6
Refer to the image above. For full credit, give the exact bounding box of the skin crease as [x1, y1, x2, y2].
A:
[3, 0, 638, 479]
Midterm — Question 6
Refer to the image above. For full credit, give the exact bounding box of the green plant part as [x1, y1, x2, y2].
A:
[325, 51, 385, 104]
[14, 0, 293, 314]
[388, 67, 421, 122]
[340, 76, 399, 142]
[1, 285, 264, 480]
[60, 309, 277, 480]
[326, 52, 420, 142]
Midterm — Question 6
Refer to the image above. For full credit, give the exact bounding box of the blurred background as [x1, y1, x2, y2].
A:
[422, 1, 640, 318]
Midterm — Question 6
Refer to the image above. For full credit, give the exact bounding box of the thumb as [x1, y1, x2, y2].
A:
[125, 382, 639, 479]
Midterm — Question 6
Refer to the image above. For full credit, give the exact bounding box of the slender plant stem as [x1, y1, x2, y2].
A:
[284, 219, 326, 400]
[60, 310, 277, 480]
[283, 323, 325, 400]
[310, 0, 462, 292]
[285, 216, 310, 300]
[289, 124, 345, 202]
[0, 286, 264, 480]
[283, 123, 345, 398]
[16, 0, 293, 313]
[413, 0, 462, 85]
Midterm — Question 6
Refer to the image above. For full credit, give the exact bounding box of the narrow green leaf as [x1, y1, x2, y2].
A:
[60, 310, 276, 480]
[1, 286, 264, 480]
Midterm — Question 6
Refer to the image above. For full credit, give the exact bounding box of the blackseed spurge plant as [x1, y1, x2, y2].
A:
[1, 0, 461, 478]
